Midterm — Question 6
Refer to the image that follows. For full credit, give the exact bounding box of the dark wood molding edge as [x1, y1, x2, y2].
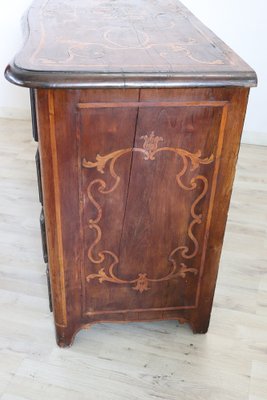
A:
[5, 62, 257, 90]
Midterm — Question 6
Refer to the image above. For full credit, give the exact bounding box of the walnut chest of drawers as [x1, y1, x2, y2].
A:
[5, 0, 257, 346]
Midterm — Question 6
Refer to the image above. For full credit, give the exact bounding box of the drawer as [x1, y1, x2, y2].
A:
[39, 208, 48, 264]
[46, 265, 53, 312]
[35, 148, 43, 205]
[30, 89, 38, 142]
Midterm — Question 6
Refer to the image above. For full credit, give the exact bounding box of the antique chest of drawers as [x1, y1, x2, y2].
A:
[5, 0, 257, 347]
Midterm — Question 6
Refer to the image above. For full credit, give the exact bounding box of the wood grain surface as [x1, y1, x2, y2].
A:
[5, 0, 257, 88]
[3, 0, 257, 348]
[33, 87, 250, 346]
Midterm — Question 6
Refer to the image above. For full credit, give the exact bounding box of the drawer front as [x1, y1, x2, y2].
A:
[30, 89, 38, 142]
[35, 148, 43, 205]
[39, 208, 48, 264]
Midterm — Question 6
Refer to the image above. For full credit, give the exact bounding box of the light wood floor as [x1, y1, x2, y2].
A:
[0, 118, 266, 400]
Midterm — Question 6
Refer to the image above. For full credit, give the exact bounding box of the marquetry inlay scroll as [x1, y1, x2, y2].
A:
[21, 0, 231, 72]
[82, 133, 214, 293]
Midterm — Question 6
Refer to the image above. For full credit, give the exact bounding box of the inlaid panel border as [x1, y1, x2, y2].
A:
[47, 91, 67, 326]
[82, 136, 214, 292]
[77, 100, 229, 317]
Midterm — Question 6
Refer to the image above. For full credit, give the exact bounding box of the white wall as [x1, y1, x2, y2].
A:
[0, 0, 33, 119]
[0, 0, 266, 144]
[183, 0, 266, 145]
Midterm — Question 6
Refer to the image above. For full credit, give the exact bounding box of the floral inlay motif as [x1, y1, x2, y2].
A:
[82, 133, 214, 293]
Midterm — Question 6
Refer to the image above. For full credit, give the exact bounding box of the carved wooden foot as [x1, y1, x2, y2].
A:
[189, 317, 210, 334]
[55, 325, 78, 348]
[55, 323, 93, 347]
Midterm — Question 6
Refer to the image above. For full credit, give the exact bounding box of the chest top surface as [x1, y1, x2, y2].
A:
[5, 0, 257, 88]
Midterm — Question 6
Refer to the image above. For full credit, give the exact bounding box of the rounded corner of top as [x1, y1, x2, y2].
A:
[4, 60, 32, 88]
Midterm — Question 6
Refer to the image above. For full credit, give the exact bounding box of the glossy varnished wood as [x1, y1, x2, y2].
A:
[4, 0, 257, 347]
[34, 87, 250, 346]
[0, 118, 266, 399]
[5, 0, 256, 88]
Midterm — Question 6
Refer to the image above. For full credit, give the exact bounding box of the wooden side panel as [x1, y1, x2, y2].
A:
[36, 89, 67, 336]
[118, 104, 221, 309]
[77, 89, 140, 315]
[36, 89, 83, 345]
[81, 101, 223, 315]
[35, 87, 249, 346]
[188, 88, 250, 333]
